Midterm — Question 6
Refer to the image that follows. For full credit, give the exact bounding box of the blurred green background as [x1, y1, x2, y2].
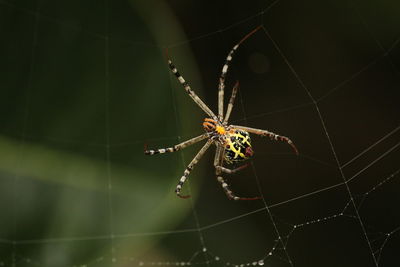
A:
[0, 0, 399, 266]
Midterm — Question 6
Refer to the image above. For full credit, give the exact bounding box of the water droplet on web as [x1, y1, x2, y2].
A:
[258, 260, 264, 266]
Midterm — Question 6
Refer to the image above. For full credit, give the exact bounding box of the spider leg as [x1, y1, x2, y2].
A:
[168, 59, 218, 121]
[230, 125, 299, 155]
[144, 133, 208, 155]
[214, 144, 223, 167]
[218, 26, 262, 122]
[216, 163, 249, 174]
[223, 81, 239, 124]
[215, 144, 260, 201]
[216, 175, 261, 201]
[175, 139, 213, 199]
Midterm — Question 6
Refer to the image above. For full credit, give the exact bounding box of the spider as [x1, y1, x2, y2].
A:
[145, 26, 298, 200]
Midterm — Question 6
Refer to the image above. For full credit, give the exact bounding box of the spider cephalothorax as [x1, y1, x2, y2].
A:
[145, 26, 298, 201]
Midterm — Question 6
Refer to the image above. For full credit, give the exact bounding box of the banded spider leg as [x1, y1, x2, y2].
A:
[214, 145, 261, 201]
[230, 125, 299, 155]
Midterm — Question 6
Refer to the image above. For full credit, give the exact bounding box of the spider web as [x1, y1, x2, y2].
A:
[0, 0, 399, 266]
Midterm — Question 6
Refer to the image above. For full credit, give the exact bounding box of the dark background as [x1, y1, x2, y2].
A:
[0, 0, 399, 266]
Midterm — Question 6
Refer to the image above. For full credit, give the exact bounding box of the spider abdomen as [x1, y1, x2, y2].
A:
[224, 129, 253, 164]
